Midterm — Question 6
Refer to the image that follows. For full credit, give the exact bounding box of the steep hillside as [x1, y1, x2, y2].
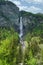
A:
[0, 1, 19, 32]
[20, 11, 43, 35]
[0, 1, 43, 35]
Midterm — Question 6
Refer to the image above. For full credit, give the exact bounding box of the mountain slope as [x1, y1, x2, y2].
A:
[0, 1, 19, 32]
[20, 11, 43, 35]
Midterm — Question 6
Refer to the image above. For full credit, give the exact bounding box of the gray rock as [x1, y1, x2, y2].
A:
[0, 1, 19, 32]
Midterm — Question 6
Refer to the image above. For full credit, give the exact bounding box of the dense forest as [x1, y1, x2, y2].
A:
[0, 23, 43, 65]
[0, 28, 20, 65]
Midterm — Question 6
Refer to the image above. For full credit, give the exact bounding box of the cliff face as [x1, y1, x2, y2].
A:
[20, 11, 43, 34]
[0, 1, 19, 32]
[0, 1, 43, 34]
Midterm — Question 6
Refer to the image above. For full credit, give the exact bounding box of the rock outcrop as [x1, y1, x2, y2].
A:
[0, 1, 19, 32]
[20, 11, 43, 34]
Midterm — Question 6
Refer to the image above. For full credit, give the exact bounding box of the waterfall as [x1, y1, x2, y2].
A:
[19, 17, 23, 45]
[19, 17, 23, 39]
[19, 17, 25, 65]
[19, 17, 28, 65]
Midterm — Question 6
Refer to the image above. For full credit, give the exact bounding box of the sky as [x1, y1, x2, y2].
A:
[9, 0, 43, 14]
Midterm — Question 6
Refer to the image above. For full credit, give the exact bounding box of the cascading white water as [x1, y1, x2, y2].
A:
[19, 17, 25, 65]
[19, 17, 23, 45]
[19, 17, 28, 65]
[19, 17, 23, 39]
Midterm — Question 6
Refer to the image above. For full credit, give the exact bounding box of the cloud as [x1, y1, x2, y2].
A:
[9, 0, 43, 13]
[13, 1, 21, 6]
[18, 6, 28, 10]
[9, 0, 21, 6]
[18, 5, 42, 13]
[28, 6, 42, 13]
[24, 0, 43, 4]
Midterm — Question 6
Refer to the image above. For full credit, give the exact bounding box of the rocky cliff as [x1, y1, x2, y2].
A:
[0, 1, 43, 35]
[0, 1, 19, 32]
[20, 11, 43, 34]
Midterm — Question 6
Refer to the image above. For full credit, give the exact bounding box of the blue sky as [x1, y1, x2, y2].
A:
[9, 0, 43, 14]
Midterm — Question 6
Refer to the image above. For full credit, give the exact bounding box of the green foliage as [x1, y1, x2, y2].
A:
[24, 33, 31, 43]
[24, 50, 37, 65]
[0, 28, 19, 65]
[24, 25, 43, 65]
[27, 58, 37, 65]
[30, 37, 40, 56]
